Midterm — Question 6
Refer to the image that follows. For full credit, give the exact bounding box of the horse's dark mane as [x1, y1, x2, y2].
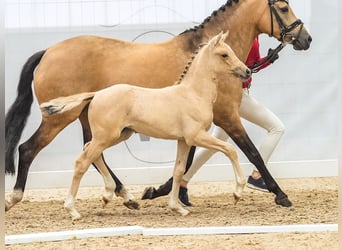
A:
[179, 0, 239, 35]
[175, 43, 206, 85]
[176, 0, 241, 84]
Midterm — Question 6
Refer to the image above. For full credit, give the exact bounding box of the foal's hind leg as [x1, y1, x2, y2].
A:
[65, 141, 109, 220]
[65, 128, 132, 220]
[5, 116, 74, 211]
[191, 131, 246, 203]
[79, 109, 138, 209]
[94, 128, 138, 209]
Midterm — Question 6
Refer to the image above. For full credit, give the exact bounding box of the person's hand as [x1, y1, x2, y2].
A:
[267, 48, 279, 63]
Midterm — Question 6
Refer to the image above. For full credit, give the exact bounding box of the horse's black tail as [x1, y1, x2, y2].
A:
[5, 50, 46, 175]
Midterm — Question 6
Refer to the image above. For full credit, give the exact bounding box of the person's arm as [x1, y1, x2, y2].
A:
[247, 37, 279, 73]
[255, 48, 279, 71]
[243, 37, 279, 88]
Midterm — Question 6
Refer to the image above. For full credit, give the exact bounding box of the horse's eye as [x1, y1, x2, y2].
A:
[280, 6, 289, 13]
[221, 54, 228, 58]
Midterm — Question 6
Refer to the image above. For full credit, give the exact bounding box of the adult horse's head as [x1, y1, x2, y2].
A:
[258, 0, 312, 50]
[206, 32, 251, 81]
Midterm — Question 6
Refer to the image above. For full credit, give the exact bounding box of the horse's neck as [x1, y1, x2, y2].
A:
[178, 0, 261, 62]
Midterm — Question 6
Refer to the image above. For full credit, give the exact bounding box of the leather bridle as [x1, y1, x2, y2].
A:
[268, 0, 304, 43]
[250, 0, 304, 73]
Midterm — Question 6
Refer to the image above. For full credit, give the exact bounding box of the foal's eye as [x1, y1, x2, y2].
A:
[221, 54, 228, 58]
[280, 6, 289, 13]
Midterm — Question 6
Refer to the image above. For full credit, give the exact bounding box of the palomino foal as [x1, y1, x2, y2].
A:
[41, 32, 251, 220]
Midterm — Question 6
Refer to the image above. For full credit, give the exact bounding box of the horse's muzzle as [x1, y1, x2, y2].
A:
[292, 34, 312, 51]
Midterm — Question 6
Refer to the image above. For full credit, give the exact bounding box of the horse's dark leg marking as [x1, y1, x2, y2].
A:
[185, 146, 197, 173]
[230, 132, 292, 207]
[6, 118, 71, 211]
[141, 146, 196, 200]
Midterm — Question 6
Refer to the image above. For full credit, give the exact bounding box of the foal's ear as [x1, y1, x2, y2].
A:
[210, 31, 224, 47]
[220, 31, 229, 43]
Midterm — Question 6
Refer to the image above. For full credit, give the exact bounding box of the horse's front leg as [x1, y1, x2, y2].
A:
[169, 140, 191, 216]
[79, 109, 139, 210]
[215, 114, 292, 207]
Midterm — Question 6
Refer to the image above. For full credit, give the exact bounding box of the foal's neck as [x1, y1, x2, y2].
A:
[180, 52, 219, 105]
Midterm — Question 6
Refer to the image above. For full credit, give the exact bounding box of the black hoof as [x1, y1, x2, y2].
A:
[275, 195, 292, 207]
[141, 187, 157, 200]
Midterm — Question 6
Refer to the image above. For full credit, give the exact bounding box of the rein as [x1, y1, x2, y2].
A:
[250, 43, 284, 73]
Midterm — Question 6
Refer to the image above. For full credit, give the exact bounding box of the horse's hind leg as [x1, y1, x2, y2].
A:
[79, 108, 139, 209]
[5, 116, 73, 211]
[191, 131, 246, 203]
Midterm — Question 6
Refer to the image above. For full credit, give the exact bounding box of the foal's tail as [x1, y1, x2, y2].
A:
[40, 92, 96, 116]
[5, 50, 46, 175]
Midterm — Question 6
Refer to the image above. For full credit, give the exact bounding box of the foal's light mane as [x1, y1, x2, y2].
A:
[175, 43, 207, 85]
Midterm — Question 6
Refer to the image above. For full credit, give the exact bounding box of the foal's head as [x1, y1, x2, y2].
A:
[205, 32, 251, 81]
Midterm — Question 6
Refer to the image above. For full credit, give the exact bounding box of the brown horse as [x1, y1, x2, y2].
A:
[5, 0, 312, 211]
[40, 32, 251, 219]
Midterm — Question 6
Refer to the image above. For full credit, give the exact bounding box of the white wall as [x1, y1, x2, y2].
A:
[5, 1, 338, 189]
[5, 0, 224, 28]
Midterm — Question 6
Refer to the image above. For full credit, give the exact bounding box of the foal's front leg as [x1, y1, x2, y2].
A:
[192, 130, 246, 203]
[169, 140, 191, 216]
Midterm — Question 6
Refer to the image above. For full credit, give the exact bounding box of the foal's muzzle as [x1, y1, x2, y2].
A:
[235, 68, 252, 81]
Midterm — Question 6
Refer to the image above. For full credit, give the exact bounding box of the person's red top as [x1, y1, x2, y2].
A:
[242, 37, 271, 88]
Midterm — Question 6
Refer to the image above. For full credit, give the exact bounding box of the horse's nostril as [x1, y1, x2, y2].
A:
[246, 68, 251, 75]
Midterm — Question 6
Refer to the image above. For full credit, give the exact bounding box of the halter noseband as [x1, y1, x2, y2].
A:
[268, 0, 304, 43]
